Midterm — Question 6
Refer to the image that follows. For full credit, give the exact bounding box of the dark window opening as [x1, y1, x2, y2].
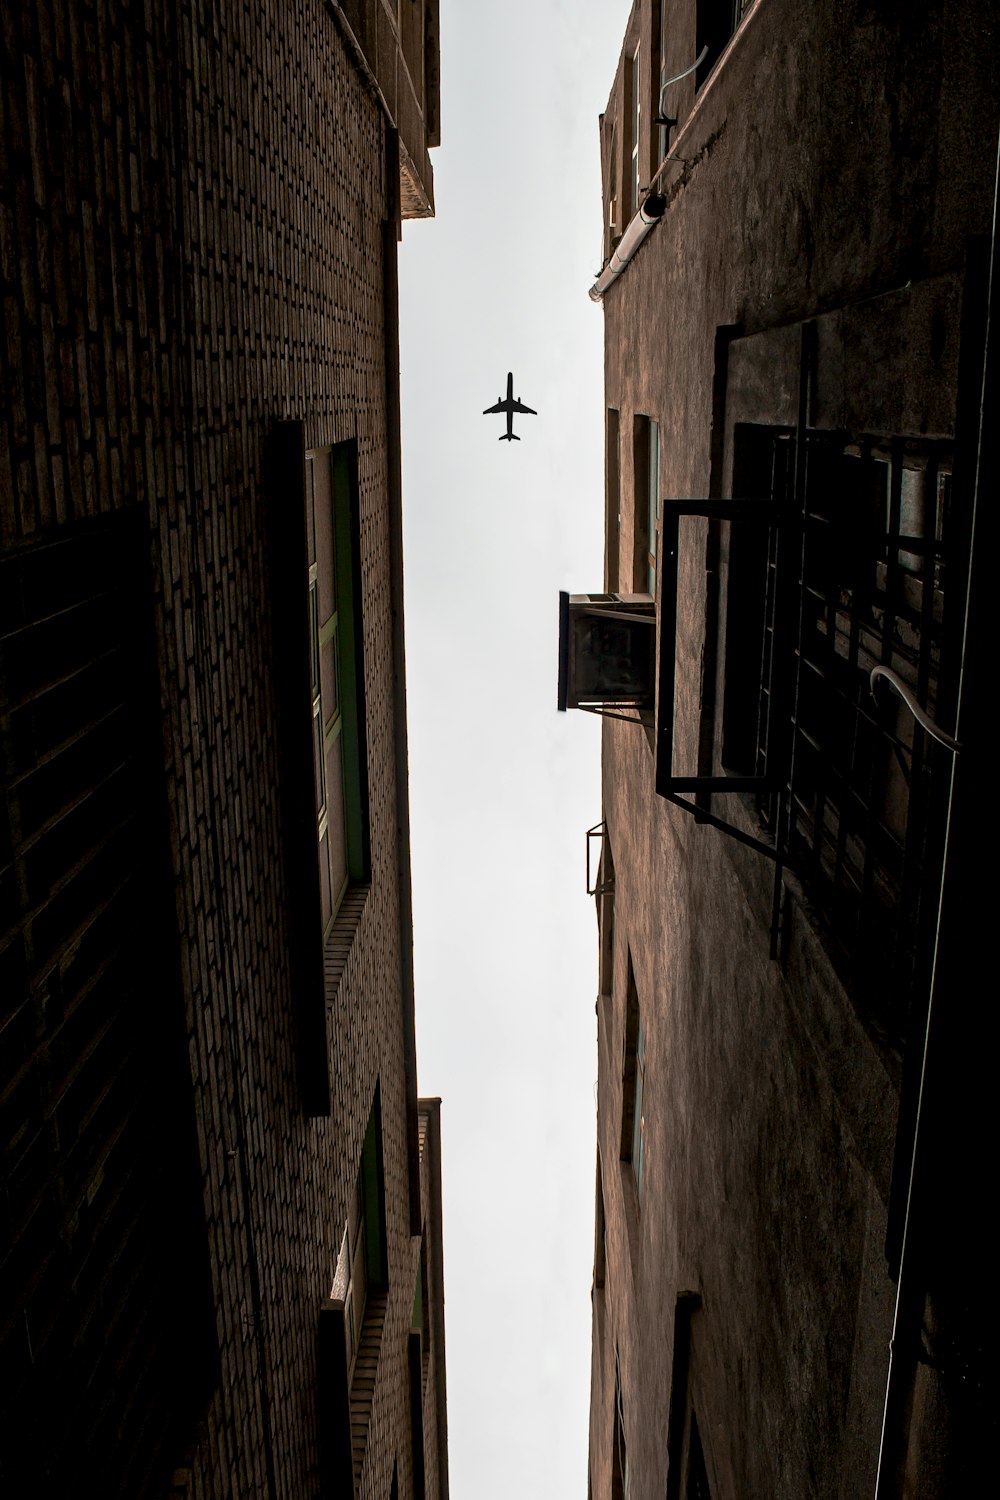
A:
[784, 440, 952, 1035]
[666, 1291, 704, 1500]
[686, 1412, 713, 1500]
[627, 42, 641, 218]
[412, 1235, 432, 1393]
[722, 423, 957, 1044]
[620, 958, 646, 1201]
[408, 1321, 427, 1500]
[722, 425, 794, 773]
[321, 1085, 389, 1492]
[656, 0, 669, 162]
[269, 425, 372, 1115]
[305, 443, 371, 937]
[606, 119, 619, 246]
[612, 1353, 629, 1500]
[594, 1151, 607, 1292]
[696, 1, 746, 90]
[332, 1089, 389, 1380]
[607, 409, 621, 593]
[632, 415, 661, 595]
[598, 831, 616, 999]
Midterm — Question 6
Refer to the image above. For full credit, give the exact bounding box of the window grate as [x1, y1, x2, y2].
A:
[746, 431, 957, 1044]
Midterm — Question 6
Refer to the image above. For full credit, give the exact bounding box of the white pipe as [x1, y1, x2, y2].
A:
[869, 666, 962, 753]
[590, 194, 666, 301]
[656, 44, 709, 119]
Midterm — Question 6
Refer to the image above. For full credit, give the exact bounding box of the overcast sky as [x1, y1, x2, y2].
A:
[397, 3, 632, 1495]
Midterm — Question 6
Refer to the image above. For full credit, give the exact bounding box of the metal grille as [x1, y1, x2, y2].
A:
[749, 431, 957, 1043]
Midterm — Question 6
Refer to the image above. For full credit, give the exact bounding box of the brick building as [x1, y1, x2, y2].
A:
[1, 5, 447, 1500]
[570, 3, 998, 1497]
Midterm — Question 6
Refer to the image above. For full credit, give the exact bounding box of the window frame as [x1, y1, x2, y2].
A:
[696, 1, 742, 91]
[631, 1012, 646, 1198]
[606, 408, 621, 592]
[305, 442, 371, 937]
[620, 957, 646, 1204]
[627, 40, 641, 219]
[633, 414, 660, 596]
[606, 117, 620, 250]
[331, 1095, 389, 1378]
[647, 419, 661, 596]
[612, 1350, 630, 1500]
[319, 1087, 390, 1491]
[594, 1150, 607, 1292]
[656, 0, 669, 164]
[268, 423, 371, 1117]
[598, 832, 616, 1001]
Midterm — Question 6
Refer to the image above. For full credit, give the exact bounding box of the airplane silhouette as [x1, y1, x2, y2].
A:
[483, 372, 537, 441]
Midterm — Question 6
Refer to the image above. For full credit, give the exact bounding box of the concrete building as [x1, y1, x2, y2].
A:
[0, 5, 447, 1500]
[574, 3, 998, 1496]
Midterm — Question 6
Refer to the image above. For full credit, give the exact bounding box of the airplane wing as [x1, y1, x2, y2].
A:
[483, 401, 505, 415]
[511, 399, 537, 415]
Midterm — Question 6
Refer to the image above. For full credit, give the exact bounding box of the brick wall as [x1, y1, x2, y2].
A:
[588, 3, 998, 1498]
[1, 2, 442, 1497]
[1, 516, 216, 1499]
[415, 1100, 448, 1500]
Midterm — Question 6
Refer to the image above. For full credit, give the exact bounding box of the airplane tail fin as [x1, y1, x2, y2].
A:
[499, 432, 520, 442]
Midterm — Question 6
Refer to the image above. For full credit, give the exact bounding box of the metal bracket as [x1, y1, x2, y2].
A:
[586, 821, 615, 896]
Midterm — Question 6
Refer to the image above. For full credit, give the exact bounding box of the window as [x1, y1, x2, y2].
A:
[304, 443, 370, 935]
[411, 1238, 431, 1392]
[606, 119, 620, 248]
[628, 42, 641, 218]
[331, 1095, 388, 1378]
[633, 415, 660, 595]
[620, 959, 645, 1202]
[269, 425, 372, 1115]
[321, 1088, 389, 1489]
[648, 421, 661, 595]
[407, 1340, 426, 1500]
[686, 1413, 713, 1499]
[696, 1, 747, 90]
[598, 833, 616, 1001]
[333, 1172, 369, 1379]
[720, 424, 792, 774]
[606, 408, 621, 592]
[408, 1227, 436, 1500]
[612, 1352, 630, 1500]
[656, 0, 669, 162]
[632, 1014, 646, 1198]
[594, 1151, 607, 1292]
[665, 1292, 705, 1500]
[722, 424, 956, 1044]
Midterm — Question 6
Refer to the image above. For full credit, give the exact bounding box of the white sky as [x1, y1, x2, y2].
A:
[398, 3, 632, 1495]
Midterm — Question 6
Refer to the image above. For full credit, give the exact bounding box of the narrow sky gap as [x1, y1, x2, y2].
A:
[399, 3, 634, 1493]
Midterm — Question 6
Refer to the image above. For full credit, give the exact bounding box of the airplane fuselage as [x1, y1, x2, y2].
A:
[483, 372, 537, 442]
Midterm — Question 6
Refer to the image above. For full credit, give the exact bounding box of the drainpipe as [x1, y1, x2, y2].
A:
[590, 194, 666, 301]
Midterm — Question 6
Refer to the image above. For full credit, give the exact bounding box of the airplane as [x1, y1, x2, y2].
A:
[483, 372, 537, 441]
